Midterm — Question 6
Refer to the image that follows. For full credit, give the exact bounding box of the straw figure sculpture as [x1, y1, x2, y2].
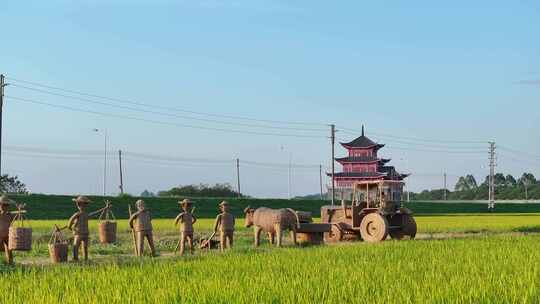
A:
[68, 196, 112, 261]
[174, 199, 197, 255]
[128, 200, 156, 257]
[213, 201, 235, 252]
[0, 195, 28, 264]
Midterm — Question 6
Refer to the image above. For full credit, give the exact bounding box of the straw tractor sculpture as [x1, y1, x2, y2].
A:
[322, 180, 417, 242]
[244, 207, 331, 246]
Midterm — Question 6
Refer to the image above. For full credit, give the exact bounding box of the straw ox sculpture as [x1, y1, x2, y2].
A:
[243, 207, 302, 247]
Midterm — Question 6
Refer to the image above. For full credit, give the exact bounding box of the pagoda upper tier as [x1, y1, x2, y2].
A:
[329, 126, 408, 188]
[340, 127, 385, 150]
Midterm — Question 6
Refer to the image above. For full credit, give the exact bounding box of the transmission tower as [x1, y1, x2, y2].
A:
[488, 142, 496, 211]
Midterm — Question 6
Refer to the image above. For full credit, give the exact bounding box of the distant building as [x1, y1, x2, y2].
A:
[328, 126, 408, 200]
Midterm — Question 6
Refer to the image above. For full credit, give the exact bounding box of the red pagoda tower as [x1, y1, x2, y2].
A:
[329, 126, 408, 199]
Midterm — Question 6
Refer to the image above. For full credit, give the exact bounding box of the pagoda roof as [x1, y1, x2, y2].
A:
[340, 126, 384, 149]
[335, 156, 379, 163]
[379, 166, 409, 180]
[327, 172, 386, 178]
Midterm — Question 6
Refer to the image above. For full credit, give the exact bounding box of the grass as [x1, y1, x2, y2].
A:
[2, 214, 540, 303]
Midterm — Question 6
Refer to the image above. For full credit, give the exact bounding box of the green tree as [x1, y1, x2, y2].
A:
[518, 173, 536, 186]
[482, 174, 507, 187]
[465, 175, 478, 189]
[455, 176, 469, 191]
[519, 173, 536, 200]
[455, 175, 478, 192]
[140, 190, 155, 197]
[505, 174, 517, 187]
[0, 175, 28, 194]
[493, 173, 506, 187]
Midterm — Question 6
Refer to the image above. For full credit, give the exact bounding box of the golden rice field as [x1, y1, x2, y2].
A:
[1, 214, 540, 303]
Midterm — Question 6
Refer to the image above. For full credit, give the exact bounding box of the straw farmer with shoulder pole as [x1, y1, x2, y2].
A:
[67, 196, 110, 261]
[174, 199, 197, 255]
[0, 195, 26, 264]
[213, 201, 235, 252]
[128, 199, 156, 257]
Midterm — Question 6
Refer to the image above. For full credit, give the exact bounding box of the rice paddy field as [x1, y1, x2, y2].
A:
[1, 213, 540, 303]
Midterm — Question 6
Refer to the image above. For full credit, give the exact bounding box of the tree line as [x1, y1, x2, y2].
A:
[156, 183, 242, 198]
[411, 172, 539, 200]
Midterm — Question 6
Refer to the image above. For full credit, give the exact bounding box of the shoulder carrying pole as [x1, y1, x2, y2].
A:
[128, 204, 138, 256]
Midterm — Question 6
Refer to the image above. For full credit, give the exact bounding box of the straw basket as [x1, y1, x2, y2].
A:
[97, 201, 117, 244]
[99, 221, 117, 244]
[8, 203, 32, 251]
[48, 242, 68, 263]
[8, 227, 32, 251]
[49, 225, 69, 263]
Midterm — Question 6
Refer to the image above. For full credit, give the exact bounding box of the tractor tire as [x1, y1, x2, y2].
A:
[389, 214, 417, 240]
[324, 224, 343, 243]
[360, 213, 389, 242]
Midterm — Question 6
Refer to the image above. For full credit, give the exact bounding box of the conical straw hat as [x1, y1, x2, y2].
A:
[179, 199, 193, 206]
[0, 195, 13, 206]
[72, 196, 91, 205]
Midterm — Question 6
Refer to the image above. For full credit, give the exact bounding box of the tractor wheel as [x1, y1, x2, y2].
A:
[389, 214, 417, 240]
[360, 213, 389, 242]
[324, 224, 343, 242]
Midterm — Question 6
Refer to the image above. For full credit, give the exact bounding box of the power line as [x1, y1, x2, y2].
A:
[10, 83, 327, 132]
[386, 146, 485, 154]
[242, 160, 319, 169]
[3, 145, 322, 169]
[5, 77, 506, 146]
[3, 151, 102, 160]
[497, 152, 540, 165]
[338, 126, 487, 144]
[412, 172, 461, 177]
[498, 145, 540, 160]
[127, 153, 319, 169]
[5, 145, 107, 156]
[6, 95, 326, 139]
[6, 76, 327, 127]
[124, 151, 232, 164]
[122, 157, 234, 169]
[339, 129, 485, 150]
[335, 137, 485, 154]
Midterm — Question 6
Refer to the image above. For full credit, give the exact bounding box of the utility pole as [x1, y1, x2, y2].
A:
[103, 130, 108, 196]
[443, 173, 447, 200]
[236, 158, 241, 197]
[118, 150, 124, 195]
[525, 181, 529, 201]
[330, 124, 336, 205]
[319, 164, 323, 200]
[401, 158, 411, 203]
[287, 152, 292, 199]
[488, 142, 496, 211]
[93, 128, 108, 196]
[0, 74, 7, 177]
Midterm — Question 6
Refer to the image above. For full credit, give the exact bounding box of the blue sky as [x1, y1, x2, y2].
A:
[1, 1, 539, 197]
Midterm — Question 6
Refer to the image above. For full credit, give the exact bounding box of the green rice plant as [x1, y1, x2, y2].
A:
[2, 214, 540, 303]
[0, 235, 539, 303]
